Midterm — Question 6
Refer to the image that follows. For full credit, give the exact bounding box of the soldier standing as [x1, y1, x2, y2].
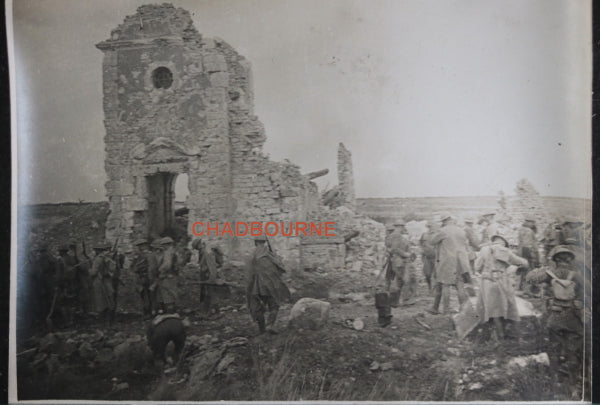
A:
[475, 235, 528, 344]
[428, 213, 470, 315]
[246, 235, 291, 334]
[156, 237, 179, 313]
[517, 217, 540, 291]
[148, 239, 162, 315]
[463, 217, 480, 269]
[132, 239, 154, 318]
[191, 238, 219, 313]
[56, 245, 79, 327]
[384, 221, 414, 307]
[89, 243, 116, 323]
[541, 217, 564, 264]
[526, 246, 584, 375]
[419, 221, 437, 291]
[479, 212, 499, 244]
[72, 242, 91, 316]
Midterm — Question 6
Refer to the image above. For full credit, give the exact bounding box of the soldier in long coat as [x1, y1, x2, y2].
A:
[89, 243, 116, 321]
[463, 217, 480, 268]
[419, 221, 437, 291]
[385, 221, 415, 306]
[428, 214, 470, 314]
[246, 235, 291, 334]
[156, 237, 179, 313]
[132, 239, 155, 318]
[475, 235, 528, 343]
[191, 238, 219, 312]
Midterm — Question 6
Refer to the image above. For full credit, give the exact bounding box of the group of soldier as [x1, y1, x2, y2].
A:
[20, 211, 589, 374]
[379, 211, 590, 374]
[20, 230, 292, 364]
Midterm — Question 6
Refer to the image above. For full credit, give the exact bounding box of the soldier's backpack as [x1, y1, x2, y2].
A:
[550, 270, 576, 301]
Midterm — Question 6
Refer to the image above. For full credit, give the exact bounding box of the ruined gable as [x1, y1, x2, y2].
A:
[96, 3, 347, 271]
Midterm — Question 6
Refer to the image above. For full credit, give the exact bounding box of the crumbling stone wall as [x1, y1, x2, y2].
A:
[97, 4, 343, 271]
[337, 143, 356, 210]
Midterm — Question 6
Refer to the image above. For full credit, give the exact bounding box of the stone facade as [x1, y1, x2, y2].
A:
[96, 4, 346, 271]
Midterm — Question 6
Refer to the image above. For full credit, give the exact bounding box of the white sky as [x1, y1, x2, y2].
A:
[11, 0, 592, 203]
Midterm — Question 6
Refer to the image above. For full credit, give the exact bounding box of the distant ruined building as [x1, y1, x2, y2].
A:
[96, 4, 383, 271]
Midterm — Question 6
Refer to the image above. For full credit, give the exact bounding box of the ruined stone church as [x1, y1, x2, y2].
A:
[96, 4, 374, 271]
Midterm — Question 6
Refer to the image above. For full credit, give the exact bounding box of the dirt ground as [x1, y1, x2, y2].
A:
[17, 276, 588, 402]
[15, 202, 589, 402]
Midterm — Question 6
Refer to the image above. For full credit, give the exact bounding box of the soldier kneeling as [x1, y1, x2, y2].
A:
[147, 313, 186, 369]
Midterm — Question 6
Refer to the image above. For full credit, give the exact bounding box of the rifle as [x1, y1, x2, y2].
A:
[264, 235, 287, 273]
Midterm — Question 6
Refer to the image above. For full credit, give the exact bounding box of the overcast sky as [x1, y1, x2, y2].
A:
[11, 0, 592, 204]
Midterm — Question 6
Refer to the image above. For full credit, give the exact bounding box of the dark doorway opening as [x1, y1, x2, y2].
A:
[146, 172, 177, 237]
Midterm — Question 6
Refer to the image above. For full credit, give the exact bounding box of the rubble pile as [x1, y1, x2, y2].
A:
[18, 329, 152, 378]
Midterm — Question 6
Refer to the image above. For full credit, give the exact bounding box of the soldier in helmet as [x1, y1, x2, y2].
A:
[475, 235, 529, 344]
[384, 220, 415, 307]
[479, 212, 499, 244]
[89, 243, 116, 322]
[246, 235, 291, 334]
[191, 238, 219, 313]
[132, 239, 154, 318]
[541, 217, 564, 264]
[526, 246, 584, 374]
[156, 237, 179, 313]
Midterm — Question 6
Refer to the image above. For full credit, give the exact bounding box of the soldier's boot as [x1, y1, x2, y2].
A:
[389, 291, 401, 308]
[492, 318, 505, 345]
[266, 310, 279, 334]
[375, 292, 392, 327]
[440, 287, 449, 314]
[256, 315, 266, 334]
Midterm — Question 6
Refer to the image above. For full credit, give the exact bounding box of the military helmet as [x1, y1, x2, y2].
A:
[191, 238, 204, 250]
[133, 238, 148, 246]
[463, 217, 475, 224]
[151, 239, 162, 249]
[563, 216, 583, 225]
[254, 235, 268, 242]
[93, 242, 111, 251]
[160, 236, 175, 245]
[490, 234, 509, 248]
[524, 216, 536, 223]
[550, 246, 575, 261]
[393, 220, 406, 227]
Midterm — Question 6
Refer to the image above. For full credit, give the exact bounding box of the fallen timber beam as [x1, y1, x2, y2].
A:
[304, 168, 329, 180]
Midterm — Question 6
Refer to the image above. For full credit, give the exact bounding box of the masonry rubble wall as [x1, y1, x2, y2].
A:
[337, 143, 356, 210]
[97, 4, 350, 273]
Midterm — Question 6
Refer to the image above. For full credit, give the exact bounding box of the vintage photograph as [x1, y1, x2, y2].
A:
[9, 0, 592, 402]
